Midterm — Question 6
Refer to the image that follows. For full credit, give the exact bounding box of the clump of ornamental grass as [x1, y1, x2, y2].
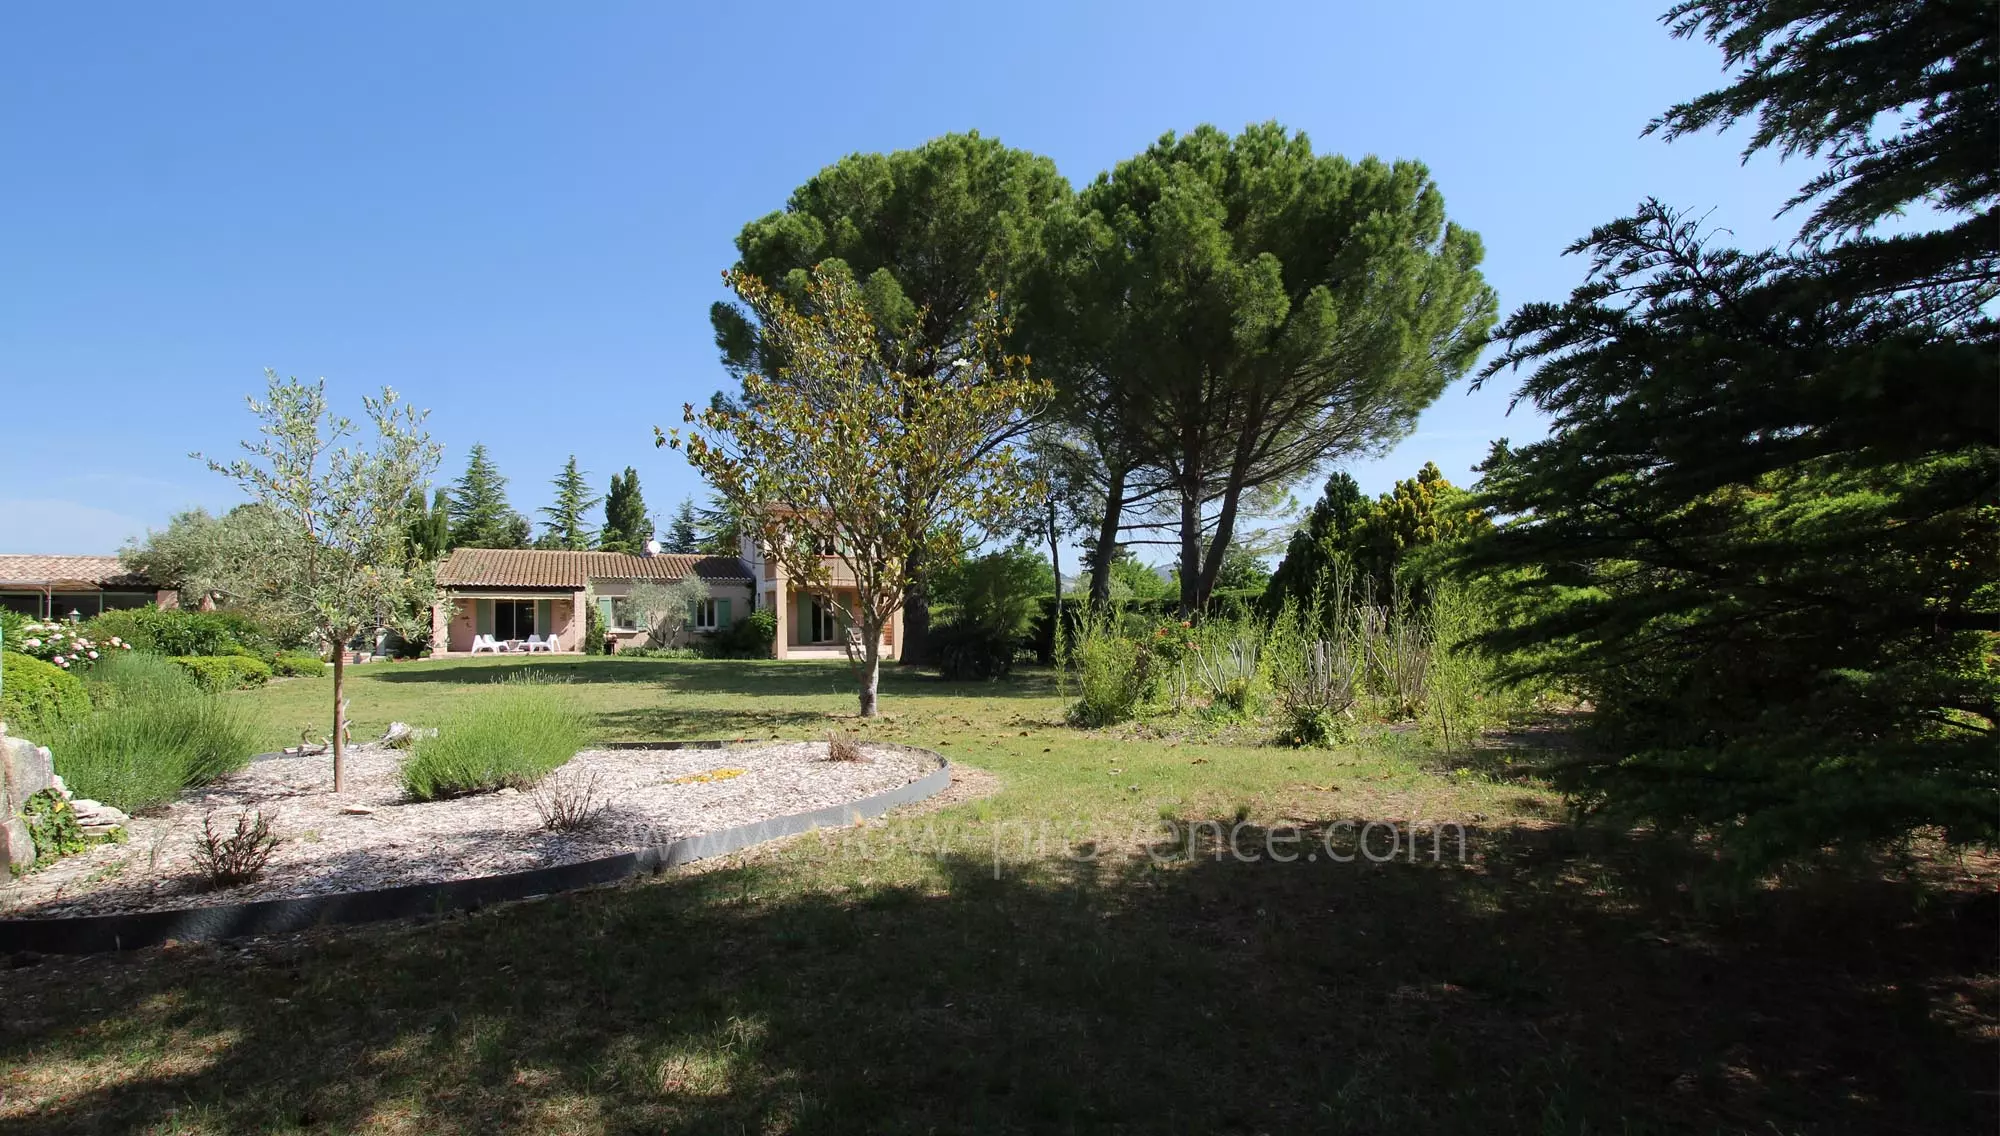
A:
[399, 681, 588, 801]
[50, 654, 255, 812]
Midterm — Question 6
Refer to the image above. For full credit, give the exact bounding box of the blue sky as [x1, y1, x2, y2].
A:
[0, 1, 1811, 561]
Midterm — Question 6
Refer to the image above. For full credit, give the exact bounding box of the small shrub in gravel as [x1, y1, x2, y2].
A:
[400, 682, 587, 800]
[192, 809, 281, 888]
[532, 769, 606, 831]
[825, 731, 867, 763]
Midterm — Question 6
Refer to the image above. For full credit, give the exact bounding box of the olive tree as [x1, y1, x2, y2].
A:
[627, 576, 713, 648]
[201, 370, 442, 792]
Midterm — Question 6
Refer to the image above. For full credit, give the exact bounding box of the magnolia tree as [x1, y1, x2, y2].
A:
[201, 371, 443, 792]
[667, 266, 1049, 716]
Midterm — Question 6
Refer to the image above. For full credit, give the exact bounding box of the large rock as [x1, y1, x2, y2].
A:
[0, 732, 56, 876]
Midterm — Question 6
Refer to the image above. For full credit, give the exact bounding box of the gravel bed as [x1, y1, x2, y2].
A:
[1, 740, 937, 920]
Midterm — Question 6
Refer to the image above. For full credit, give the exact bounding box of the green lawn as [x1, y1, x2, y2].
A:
[0, 657, 1991, 1134]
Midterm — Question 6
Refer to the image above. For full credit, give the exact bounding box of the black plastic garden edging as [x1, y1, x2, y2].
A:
[0, 744, 949, 955]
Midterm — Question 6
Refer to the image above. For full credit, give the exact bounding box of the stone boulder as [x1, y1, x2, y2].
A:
[0, 731, 57, 876]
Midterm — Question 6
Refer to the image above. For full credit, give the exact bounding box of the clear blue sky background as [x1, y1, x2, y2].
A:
[1, 0, 1812, 562]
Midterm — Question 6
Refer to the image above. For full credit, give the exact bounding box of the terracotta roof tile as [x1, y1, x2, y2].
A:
[0, 555, 153, 589]
[437, 549, 753, 589]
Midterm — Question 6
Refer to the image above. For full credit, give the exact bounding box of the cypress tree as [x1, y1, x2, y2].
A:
[447, 444, 530, 549]
[538, 456, 601, 551]
[665, 497, 700, 553]
[406, 486, 450, 558]
[600, 467, 650, 553]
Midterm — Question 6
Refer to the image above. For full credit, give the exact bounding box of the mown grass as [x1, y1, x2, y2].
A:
[0, 656, 1989, 1134]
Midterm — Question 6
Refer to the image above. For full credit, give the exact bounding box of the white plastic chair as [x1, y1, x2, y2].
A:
[525, 634, 555, 653]
[470, 634, 501, 654]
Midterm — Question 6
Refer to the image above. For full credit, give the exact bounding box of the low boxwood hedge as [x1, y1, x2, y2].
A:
[169, 655, 273, 692]
[272, 652, 327, 677]
[0, 651, 91, 734]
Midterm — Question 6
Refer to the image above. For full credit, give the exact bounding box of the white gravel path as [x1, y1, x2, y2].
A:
[1, 740, 938, 919]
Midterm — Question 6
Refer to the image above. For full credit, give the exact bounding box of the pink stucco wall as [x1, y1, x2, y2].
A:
[435, 594, 581, 653]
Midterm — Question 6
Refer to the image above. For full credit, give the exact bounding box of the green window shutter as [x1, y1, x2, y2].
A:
[597, 596, 615, 628]
[535, 599, 552, 637]
[717, 598, 731, 627]
[686, 600, 699, 630]
[475, 600, 494, 636]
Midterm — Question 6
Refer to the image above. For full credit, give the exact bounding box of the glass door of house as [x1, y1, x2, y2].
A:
[492, 599, 535, 641]
[808, 598, 839, 643]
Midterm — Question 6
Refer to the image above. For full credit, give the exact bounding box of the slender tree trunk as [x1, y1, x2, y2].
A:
[1045, 496, 1062, 665]
[1187, 402, 1260, 613]
[1195, 476, 1249, 612]
[330, 648, 346, 793]
[858, 635, 881, 717]
[1088, 464, 1126, 608]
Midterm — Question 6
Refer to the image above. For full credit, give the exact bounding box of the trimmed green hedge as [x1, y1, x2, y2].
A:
[0, 651, 91, 734]
[169, 655, 273, 692]
[272, 652, 327, 677]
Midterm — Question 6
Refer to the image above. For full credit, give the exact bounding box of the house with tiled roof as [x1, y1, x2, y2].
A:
[430, 539, 902, 660]
[0, 555, 174, 620]
[430, 546, 758, 655]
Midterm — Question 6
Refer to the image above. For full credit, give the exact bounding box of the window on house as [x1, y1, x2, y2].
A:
[493, 600, 536, 640]
[692, 598, 719, 631]
[809, 598, 840, 643]
[608, 597, 641, 632]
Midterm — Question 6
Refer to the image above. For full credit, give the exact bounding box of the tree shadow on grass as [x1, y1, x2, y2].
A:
[0, 818, 1991, 1135]
[372, 657, 1060, 701]
[590, 704, 848, 742]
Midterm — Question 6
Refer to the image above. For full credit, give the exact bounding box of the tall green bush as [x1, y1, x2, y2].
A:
[707, 608, 776, 659]
[931, 548, 1044, 680]
[583, 597, 605, 655]
[1065, 617, 1154, 727]
[400, 682, 587, 800]
[1266, 582, 1365, 747]
[1418, 580, 1508, 752]
[87, 608, 240, 657]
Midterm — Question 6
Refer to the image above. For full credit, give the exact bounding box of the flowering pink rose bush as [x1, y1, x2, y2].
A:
[9, 620, 132, 671]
